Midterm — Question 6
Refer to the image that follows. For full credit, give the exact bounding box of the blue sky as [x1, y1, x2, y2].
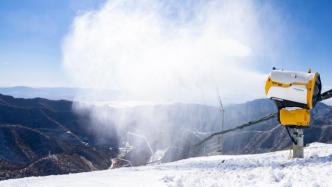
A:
[0, 0, 332, 90]
[0, 0, 106, 87]
[265, 0, 332, 88]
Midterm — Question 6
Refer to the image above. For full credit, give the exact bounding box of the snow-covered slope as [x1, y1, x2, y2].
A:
[1, 143, 332, 187]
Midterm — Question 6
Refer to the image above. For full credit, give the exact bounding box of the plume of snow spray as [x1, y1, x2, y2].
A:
[62, 0, 284, 162]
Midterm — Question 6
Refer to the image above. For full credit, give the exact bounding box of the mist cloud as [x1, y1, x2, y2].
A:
[61, 0, 285, 162]
[62, 0, 282, 105]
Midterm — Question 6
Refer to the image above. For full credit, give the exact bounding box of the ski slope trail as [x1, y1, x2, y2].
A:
[1, 143, 332, 187]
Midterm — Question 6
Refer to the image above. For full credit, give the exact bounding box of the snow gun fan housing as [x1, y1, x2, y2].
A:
[265, 69, 322, 127]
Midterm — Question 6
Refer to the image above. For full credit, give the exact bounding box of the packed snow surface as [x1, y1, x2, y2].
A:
[2, 143, 332, 187]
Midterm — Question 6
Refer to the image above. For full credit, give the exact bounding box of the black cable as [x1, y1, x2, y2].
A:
[285, 126, 297, 145]
[320, 89, 332, 102]
[193, 112, 277, 147]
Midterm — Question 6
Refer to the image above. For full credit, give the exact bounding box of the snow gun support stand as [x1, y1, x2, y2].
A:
[286, 126, 304, 158]
[265, 68, 322, 159]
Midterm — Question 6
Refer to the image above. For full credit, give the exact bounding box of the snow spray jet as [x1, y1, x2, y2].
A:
[62, 0, 285, 162]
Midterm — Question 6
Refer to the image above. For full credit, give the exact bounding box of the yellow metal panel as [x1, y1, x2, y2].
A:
[265, 77, 272, 95]
[306, 73, 319, 109]
[265, 78, 308, 96]
[279, 108, 311, 126]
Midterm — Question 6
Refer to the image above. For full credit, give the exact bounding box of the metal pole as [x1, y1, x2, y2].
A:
[219, 108, 224, 153]
[217, 94, 224, 154]
[292, 128, 304, 158]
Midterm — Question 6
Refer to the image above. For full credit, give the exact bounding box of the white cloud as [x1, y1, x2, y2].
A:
[62, 0, 281, 105]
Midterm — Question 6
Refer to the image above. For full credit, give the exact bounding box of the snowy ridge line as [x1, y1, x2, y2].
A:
[39, 109, 86, 145]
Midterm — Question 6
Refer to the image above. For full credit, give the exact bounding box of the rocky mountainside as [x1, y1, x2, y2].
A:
[0, 94, 118, 180]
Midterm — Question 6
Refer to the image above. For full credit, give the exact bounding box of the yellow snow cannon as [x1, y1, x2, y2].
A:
[265, 68, 322, 126]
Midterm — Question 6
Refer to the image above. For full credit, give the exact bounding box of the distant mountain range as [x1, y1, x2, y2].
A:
[0, 93, 332, 180]
[0, 87, 78, 100]
[0, 86, 122, 101]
